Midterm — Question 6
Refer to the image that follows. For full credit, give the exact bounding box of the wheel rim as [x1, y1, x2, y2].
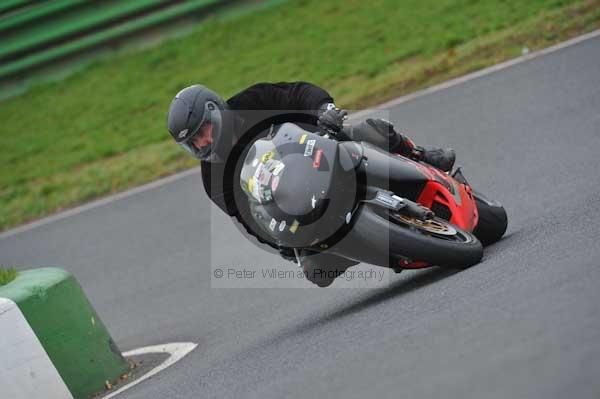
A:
[393, 214, 457, 235]
[390, 213, 473, 243]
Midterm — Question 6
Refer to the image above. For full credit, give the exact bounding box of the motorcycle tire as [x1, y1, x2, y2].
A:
[472, 190, 508, 246]
[344, 204, 483, 270]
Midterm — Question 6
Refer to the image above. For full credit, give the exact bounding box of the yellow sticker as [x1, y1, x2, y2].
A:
[247, 177, 255, 192]
[289, 219, 300, 234]
[261, 150, 275, 163]
[299, 134, 307, 144]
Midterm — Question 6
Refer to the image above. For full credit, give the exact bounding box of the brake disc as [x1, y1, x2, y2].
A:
[392, 214, 457, 236]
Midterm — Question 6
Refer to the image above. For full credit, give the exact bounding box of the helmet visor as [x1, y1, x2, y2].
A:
[177, 101, 222, 161]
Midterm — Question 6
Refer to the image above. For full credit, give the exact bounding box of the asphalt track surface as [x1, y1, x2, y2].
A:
[2, 35, 600, 399]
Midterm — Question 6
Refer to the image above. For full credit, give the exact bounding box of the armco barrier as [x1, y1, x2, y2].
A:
[0, 0, 169, 62]
[0, 267, 129, 399]
[0, 0, 87, 34]
[0, 0, 226, 81]
[0, 0, 34, 17]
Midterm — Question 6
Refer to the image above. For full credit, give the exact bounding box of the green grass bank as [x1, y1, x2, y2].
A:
[1, 0, 599, 231]
[0, 267, 17, 285]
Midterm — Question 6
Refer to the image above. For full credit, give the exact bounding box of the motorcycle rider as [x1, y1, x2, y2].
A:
[166, 82, 455, 287]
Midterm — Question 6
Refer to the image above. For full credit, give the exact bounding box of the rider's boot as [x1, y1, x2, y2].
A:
[393, 134, 456, 172]
[350, 118, 456, 172]
[300, 251, 358, 287]
[411, 145, 456, 173]
[302, 263, 342, 287]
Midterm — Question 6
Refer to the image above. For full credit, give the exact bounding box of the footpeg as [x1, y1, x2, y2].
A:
[400, 198, 434, 221]
[371, 191, 434, 221]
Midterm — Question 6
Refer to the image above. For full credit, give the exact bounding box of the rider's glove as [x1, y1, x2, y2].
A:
[318, 106, 348, 134]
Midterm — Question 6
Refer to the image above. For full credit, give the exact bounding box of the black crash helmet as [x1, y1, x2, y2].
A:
[166, 84, 232, 162]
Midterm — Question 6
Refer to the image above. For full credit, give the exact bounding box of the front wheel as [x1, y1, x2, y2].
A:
[337, 204, 483, 270]
[387, 211, 483, 269]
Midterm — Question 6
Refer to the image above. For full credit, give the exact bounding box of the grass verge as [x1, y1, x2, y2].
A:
[1, 0, 599, 231]
[0, 267, 18, 286]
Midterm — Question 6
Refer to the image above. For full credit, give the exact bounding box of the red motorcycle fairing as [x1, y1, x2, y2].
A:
[415, 165, 479, 232]
[362, 146, 479, 232]
[388, 160, 479, 270]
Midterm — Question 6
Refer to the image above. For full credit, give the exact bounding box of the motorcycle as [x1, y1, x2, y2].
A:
[239, 122, 507, 272]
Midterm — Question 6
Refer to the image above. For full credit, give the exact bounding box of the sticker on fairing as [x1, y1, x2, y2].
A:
[271, 175, 280, 191]
[258, 168, 272, 185]
[262, 188, 272, 201]
[278, 220, 286, 232]
[299, 134, 308, 144]
[272, 162, 285, 176]
[289, 219, 300, 234]
[304, 140, 316, 157]
[312, 149, 323, 168]
[261, 150, 275, 163]
[253, 163, 264, 178]
[252, 183, 262, 203]
[269, 218, 277, 231]
[253, 162, 272, 186]
[251, 191, 261, 203]
[264, 159, 277, 172]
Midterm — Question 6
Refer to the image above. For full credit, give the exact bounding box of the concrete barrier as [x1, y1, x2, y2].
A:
[0, 267, 129, 399]
[0, 297, 73, 398]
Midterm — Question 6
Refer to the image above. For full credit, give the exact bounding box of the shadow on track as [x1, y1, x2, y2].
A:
[321, 267, 458, 323]
[255, 266, 459, 350]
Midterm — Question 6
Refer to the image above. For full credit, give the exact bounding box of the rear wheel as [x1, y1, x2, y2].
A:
[472, 190, 508, 246]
